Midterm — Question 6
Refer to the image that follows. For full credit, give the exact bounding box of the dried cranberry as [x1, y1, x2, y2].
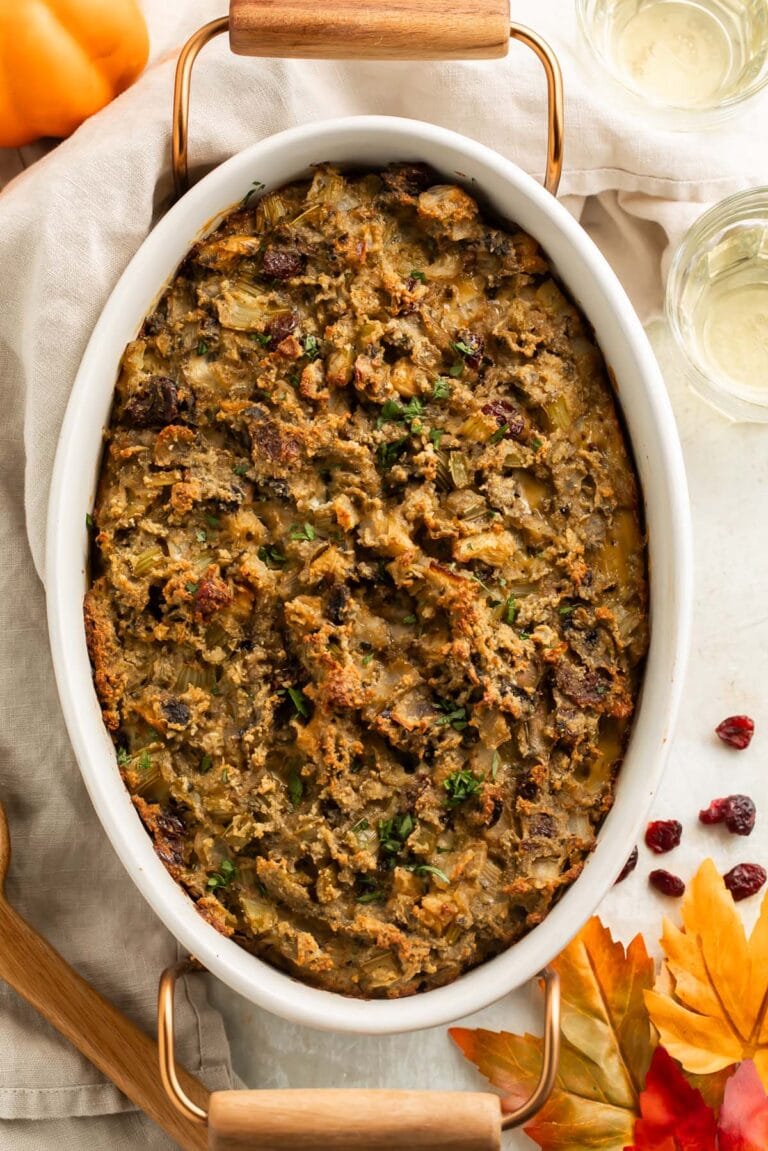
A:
[649, 869, 686, 897]
[645, 819, 683, 854]
[194, 577, 232, 619]
[162, 698, 190, 727]
[481, 400, 526, 439]
[266, 310, 298, 343]
[615, 845, 639, 884]
[715, 714, 755, 750]
[699, 794, 756, 836]
[723, 863, 767, 901]
[262, 246, 304, 280]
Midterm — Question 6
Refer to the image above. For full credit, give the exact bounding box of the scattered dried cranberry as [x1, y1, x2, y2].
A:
[699, 794, 756, 836]
[266, 309, 298, 344]
[723, 863, 767, 902]
[649, 869, 686, 897]
[261, 245, 304, 280]
[715, 714, 755, 750]
[645, 819, 683, 854]
[615, 845, 639, 884]
[481, 400, 526, 439]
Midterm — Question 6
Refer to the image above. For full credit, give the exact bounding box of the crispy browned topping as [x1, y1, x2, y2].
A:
[86, 165, 648, 997]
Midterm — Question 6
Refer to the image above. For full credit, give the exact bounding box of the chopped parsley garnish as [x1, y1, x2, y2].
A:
[286, 686, 310, 717]
[429, 427, 444, 449]
[197, 340, 209, 355]
[356, 886, 383, 904]
[288, 768, 304, 807]
[558, 603, 575, 616]
[435, 699, 469, 731]
[207, 858, 236, 890]
[405, 863, 450, 884]
[200, 753, 213, 773]
[452, 340, 475, 357]
[205, 513, 220, 528]
[361, 652, 374, 666]
[520, 629, 532, 639]
[376, 396, 423, 429]
[302, 334, 321, 360]
[531, 437, 544, 450]
[138, 750, 152, 771]
[85, 513, 94, 530]
[489, 423, 509, 445]
[443, 768, 483, 807]
[352, 818, 370, 833]
[377, 436, 409, 469]
[251, 331, 272, 346]
[403, 614, 417, 625]
[410, 269, 426, 282]
[116, 747, 130, 766]
[233, 463, 249, 476]
[448, 360, 464, 378]
[185, 582, 199, 595]
[242, 179, 265, 205]
[378, 812, 415, 858]
[258, 545, 287, 567]
[290, 522, 316, 542]
[491, 750, 501, 780]
[196, 529, 207, 543]
[504, 596, 518, 625]
[433, 377, 452, 400]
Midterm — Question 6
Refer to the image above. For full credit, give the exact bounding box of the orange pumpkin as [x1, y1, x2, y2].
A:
[0, 0, 149, 147]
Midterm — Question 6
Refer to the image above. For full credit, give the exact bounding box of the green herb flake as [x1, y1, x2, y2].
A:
[233, 463, 249, 476]
[435, 699, 469, 732]
[448, 360, 464, 378]
[290, 522, 316, 542]
[287, 686, 310, 718]
[489, 423, 510, 445]
[433, 377, 452, 400]
[205, 513, 221, 528]
[258, 545, 287, 568]
[207, 858, 237, 890]
[378, 812, 415, 858]
[403, 614, 417, 625]
[351, 818, 370, 833]
[443, 768, 484, 807]
[409, 269, 426, 282]
[116, 747, 130, 766]
[452, 340, 475, 357]
[137, 750, 152, 772]
[242, 179, 265, 206]
[197, 340, 209, 355]
[377, 436, 409, 469]
[429, 427, 444, 449]
[356, 888, 383, 904]
[491, 750, 501, 780]
[251, 331, 272, 346]
[85, 513, 94, 530]
[185, 582, 199, 596]
[196, 529, 207, 543]
[558, 603, 575, 616]
[406, 863, 450, 884]
[288, 769, 304, 807]
[531, 437, 544, 450]
[504, 596, 518, 626]
[361, 652, 374, 666]
[200, 753, 213, 773]
[302, 334, 321, 361]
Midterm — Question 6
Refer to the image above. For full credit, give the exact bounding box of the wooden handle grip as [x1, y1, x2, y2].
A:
[208, 1089, 501, 1150]
[0, 897, 209, 1151]
[229, 0, 510, 59]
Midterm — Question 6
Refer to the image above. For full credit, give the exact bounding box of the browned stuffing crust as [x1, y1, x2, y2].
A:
[85, 164, 648, 997]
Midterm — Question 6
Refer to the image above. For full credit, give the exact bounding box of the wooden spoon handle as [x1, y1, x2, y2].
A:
[0, 895, 210, 1150]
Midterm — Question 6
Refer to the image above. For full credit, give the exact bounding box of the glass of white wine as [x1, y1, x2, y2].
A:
[667, 189, 768, 421]
[576, 0, 768, 128]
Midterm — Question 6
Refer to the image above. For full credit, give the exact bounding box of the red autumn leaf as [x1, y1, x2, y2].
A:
[717, 1060, 768, 1151]
[628, 1047, 718, 1150]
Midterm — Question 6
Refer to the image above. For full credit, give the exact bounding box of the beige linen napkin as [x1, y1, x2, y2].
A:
[0, 1, 765, 1147]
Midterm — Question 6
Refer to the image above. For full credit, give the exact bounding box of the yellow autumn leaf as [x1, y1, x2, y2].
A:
[451, 917, 656, 1150]
[645, 858, 768, 1087]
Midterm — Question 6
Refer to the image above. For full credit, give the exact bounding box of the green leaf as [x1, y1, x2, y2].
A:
[200, 753, 213, 773]
[196, 529, 207, 543]
[429, 427, 445, 448]
[302, 334, 321, 361]
[288, 769, 304, 807]
[435, 699, 470, 732]
[197, 340, 209, 355]
[443, 768, 483, 807]
[207, 858, 237, 889]
[410, 269, 426, 282]
[116, 746, 130, 766]
[377, 437, 409, 468]
[490, 423, 509, 445]
[233, 463, 249, 476]
[433, 377, 451, 400]
[452, 340, 475, 357]
[406, 863, 450, 884]
[287, 686, 310, 717]
[85, 512, 94, 530]
[448, 361, 464, 378]
[258, 545, 287, 567]
[505, 596, 518, 626]
[290, 523, 316, 542]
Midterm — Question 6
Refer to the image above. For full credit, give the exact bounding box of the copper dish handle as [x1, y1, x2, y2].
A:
[171, 15, 564, 199]
[158, 959, 560, 1147]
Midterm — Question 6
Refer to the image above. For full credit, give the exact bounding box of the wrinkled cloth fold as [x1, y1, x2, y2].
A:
[0, 0, 764, 1146]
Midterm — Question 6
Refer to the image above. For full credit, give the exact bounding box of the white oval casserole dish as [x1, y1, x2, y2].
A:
[46, 116, 693, 1035]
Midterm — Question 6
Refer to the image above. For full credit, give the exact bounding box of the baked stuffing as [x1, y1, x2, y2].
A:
[85, 164, 648, 997]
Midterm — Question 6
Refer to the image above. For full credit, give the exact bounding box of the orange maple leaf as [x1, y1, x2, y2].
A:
[450, 917, 656, 1151]
[645, 860, 768, 1088]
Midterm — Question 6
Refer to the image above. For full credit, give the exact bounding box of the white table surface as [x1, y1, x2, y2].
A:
[208, 319, 768, 1147]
